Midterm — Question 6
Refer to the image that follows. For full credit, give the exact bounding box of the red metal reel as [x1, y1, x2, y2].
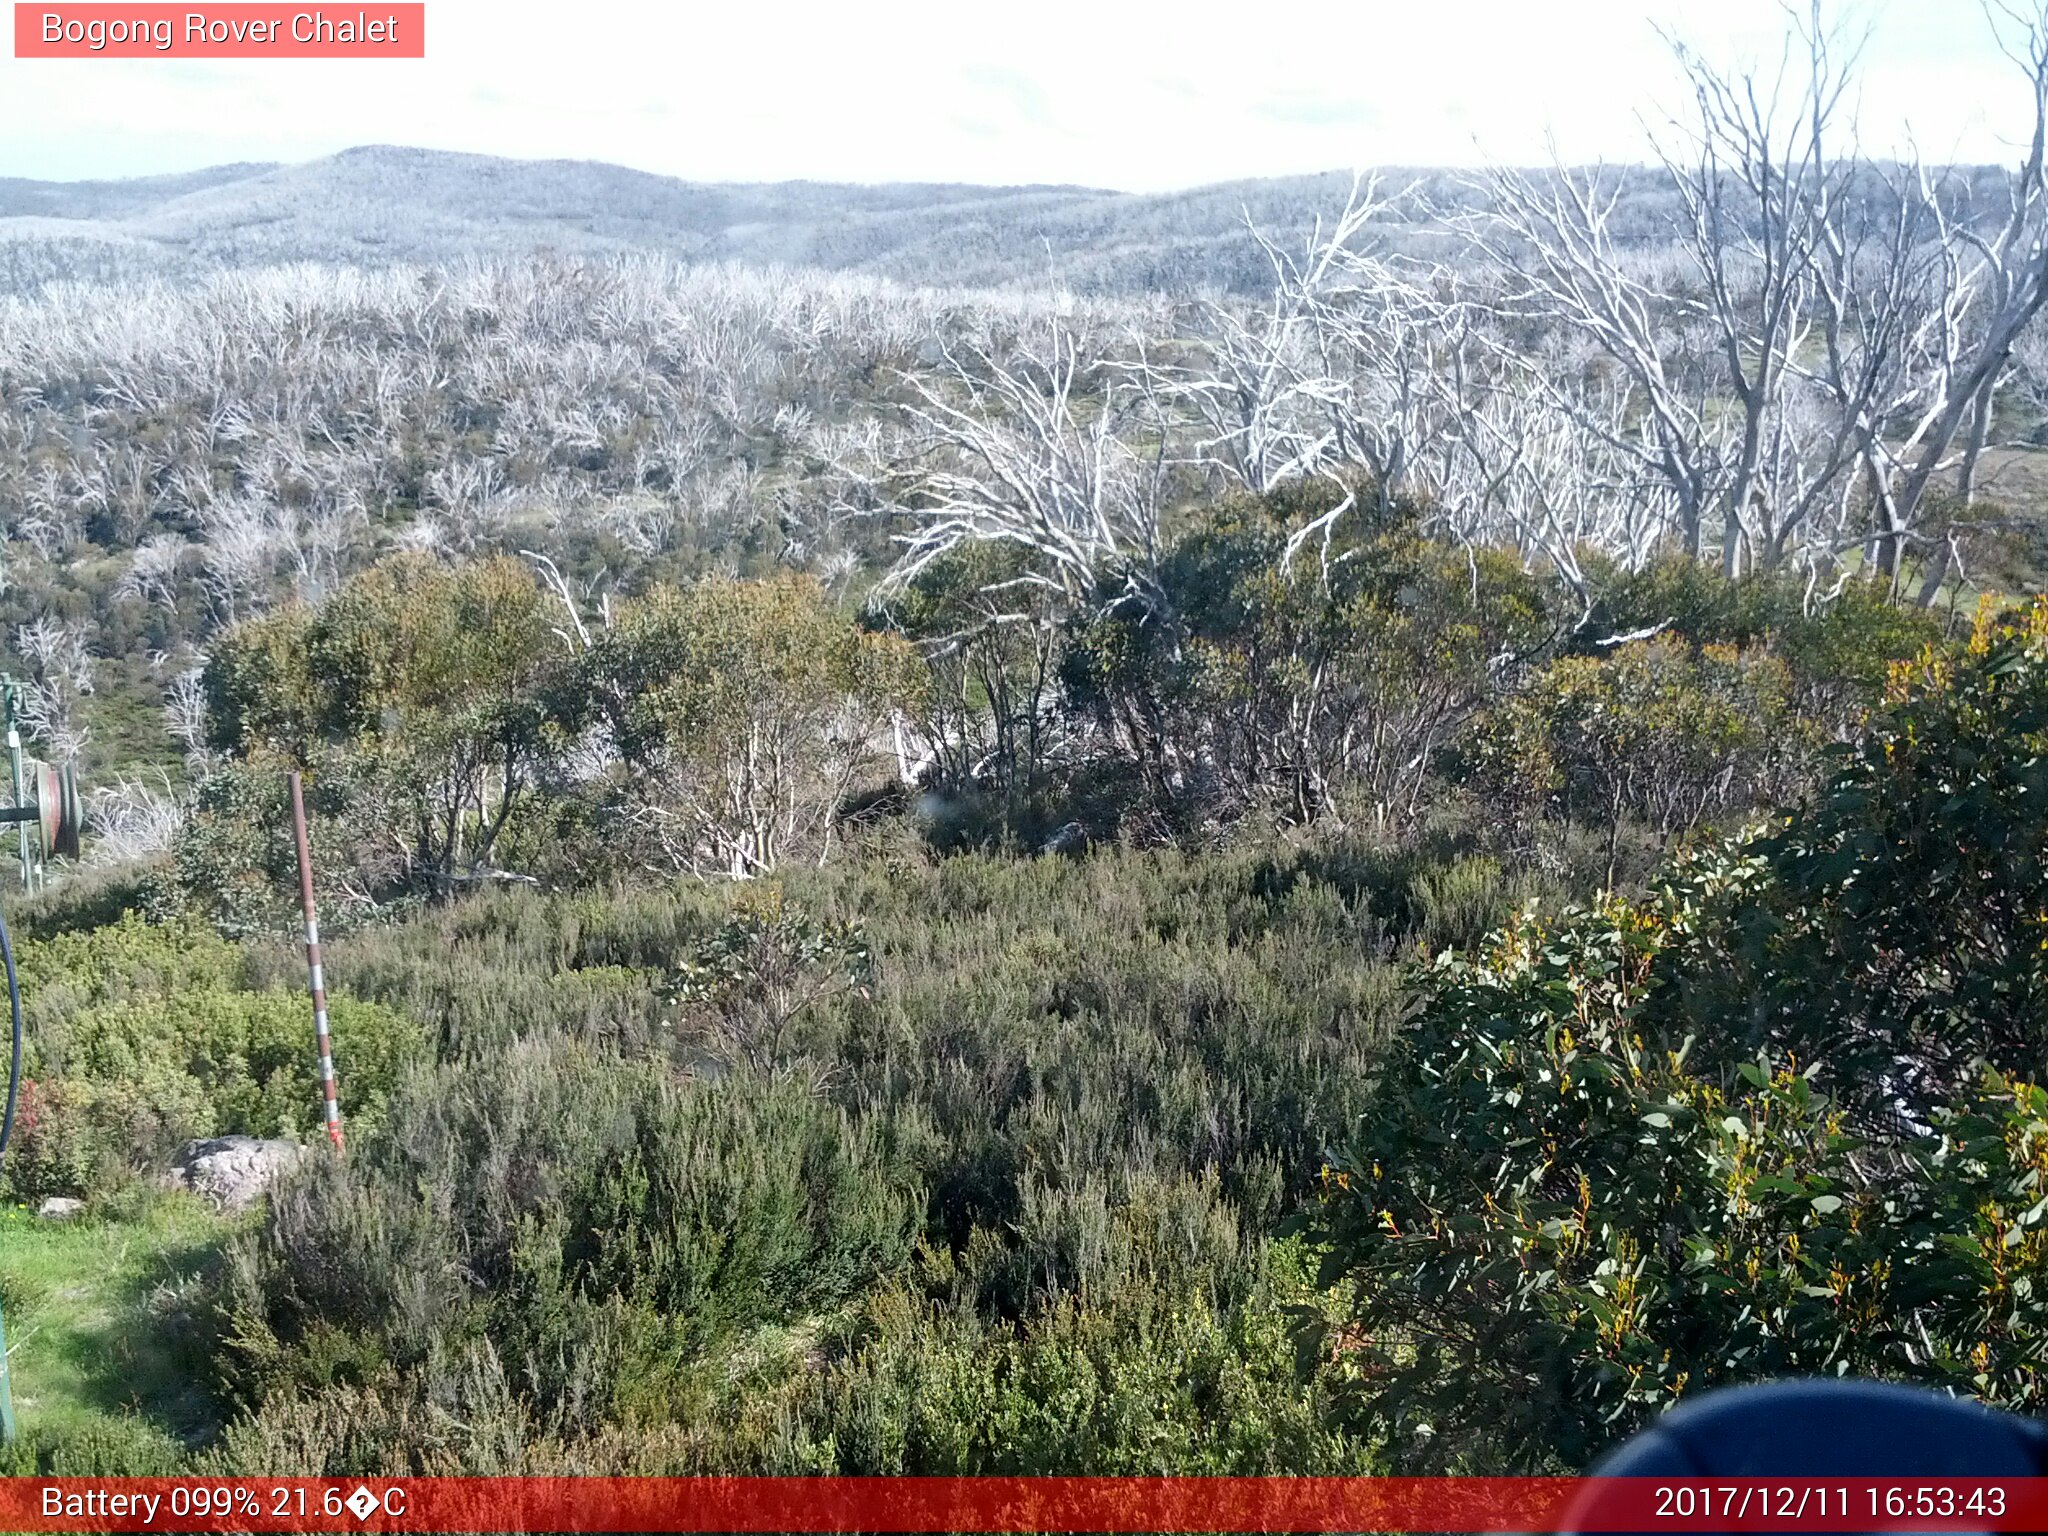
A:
[31, 761, 80, 860]
[55, 762, 81, 860]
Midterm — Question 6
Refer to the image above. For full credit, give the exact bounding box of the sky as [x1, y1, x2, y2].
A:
[0, 0, 2039, 191]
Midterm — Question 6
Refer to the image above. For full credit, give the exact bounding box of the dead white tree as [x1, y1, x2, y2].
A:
[1889, 2, 2048, 598]
[117, 533, 193, 609]
[86, 770, 186, 866]
[1420, 328, 1679, 603]
[163, 661, 213, 773]
[1479, 1, 2048, 587]
[879, 319, 1171, 614]
[1476, 159, 1725, 565]
[14, 616, 93, 763]
[1172, 181, 1402, 499]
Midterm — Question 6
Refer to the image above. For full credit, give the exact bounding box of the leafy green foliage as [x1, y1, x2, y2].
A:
[1314, 878, 2048, 1469]
[2, 915, 418, 1202]
[18, 520, 2028, 1481]
[1469, 639, 1804, 876]
[1675, 599, 2048, 1121]
[219, 1040, 925, 1421]
[775, 1220, 1365, 1476]
[869, 543, 1065, 838]
[1311, 607, 2048, 1471]
[1063, 505, 1549, 830]
[665, 888, 874, 1070]
[189, 836, 1510, 1473]
[575, 572, 924, 876]
[202, 555, 570, 893]
[1569, 557, 1942, 732]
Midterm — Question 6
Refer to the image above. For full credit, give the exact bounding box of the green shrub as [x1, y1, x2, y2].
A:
[9, 864, 162, 942]
[203, 846, 1437, 1466]
[1696, 600, 2048, 1119]
[2, 915, 419, 1202]
[1568, 558, 1943, 731]
[1311, 604, 2048, 1471]
[219, 1041, 924, 1424]
[202, 556, 571, 895]
[0, 1416, 190, 1476]
[869, 542, 1067, 836]
[577, 573, 924, 877]
[1471, 639, 1805, 878]
[1063, 508, 1548, 829]
[1313, 881, 2048, 1470]
[787, 1235, 1366, 1474]
[213, 1192, 1368, 1478]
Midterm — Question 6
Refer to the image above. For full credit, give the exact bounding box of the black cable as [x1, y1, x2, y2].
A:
[0, 900, 19, 1166]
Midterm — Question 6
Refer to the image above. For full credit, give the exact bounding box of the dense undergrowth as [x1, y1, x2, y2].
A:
[12, 38, 2048, 1469]
[6, 829, 1566, 1474]
[7, 498, 2040, 1477]
[0, 916, 414, 1206]
[223, 836, 1575, 1470]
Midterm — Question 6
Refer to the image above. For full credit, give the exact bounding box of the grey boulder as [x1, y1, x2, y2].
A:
[166, 1135, 307, 1211]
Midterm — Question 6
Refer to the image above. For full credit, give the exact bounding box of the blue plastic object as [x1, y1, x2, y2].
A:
[1563, 1379, 2048, 1535]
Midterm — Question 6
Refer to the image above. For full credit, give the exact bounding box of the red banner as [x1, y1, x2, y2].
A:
[13, 5, 424, 57]
[1, 1476, 2045, 1532]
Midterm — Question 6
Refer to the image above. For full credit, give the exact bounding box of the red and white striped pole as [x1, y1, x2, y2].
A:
[288, 770, 344, 1151]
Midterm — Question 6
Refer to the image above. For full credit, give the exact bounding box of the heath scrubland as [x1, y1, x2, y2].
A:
[6, 2, 2048, 1479]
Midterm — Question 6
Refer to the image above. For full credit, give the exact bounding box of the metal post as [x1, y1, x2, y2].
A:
[0, 850, 19, 1441]
[0, 1299, 15, 1444]
[4, 684, 29, 895]
[288, 772, 344, 1151]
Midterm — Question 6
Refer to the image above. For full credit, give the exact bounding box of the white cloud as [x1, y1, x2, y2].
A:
[0, 0, 2034, 188]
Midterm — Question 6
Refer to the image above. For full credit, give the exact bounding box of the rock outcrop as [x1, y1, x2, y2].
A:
[166, 1135, 306, 1211]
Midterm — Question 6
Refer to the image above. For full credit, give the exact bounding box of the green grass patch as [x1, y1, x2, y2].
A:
[0, 1194, 237, 1469]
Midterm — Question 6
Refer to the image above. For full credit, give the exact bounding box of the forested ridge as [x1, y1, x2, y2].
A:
[6, 4, 2048, 1481]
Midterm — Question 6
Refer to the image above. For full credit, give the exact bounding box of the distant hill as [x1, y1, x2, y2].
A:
[0, 161, 279, 220]
[0, 146, 1475, 295]
[5, 146, 1997, 298]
